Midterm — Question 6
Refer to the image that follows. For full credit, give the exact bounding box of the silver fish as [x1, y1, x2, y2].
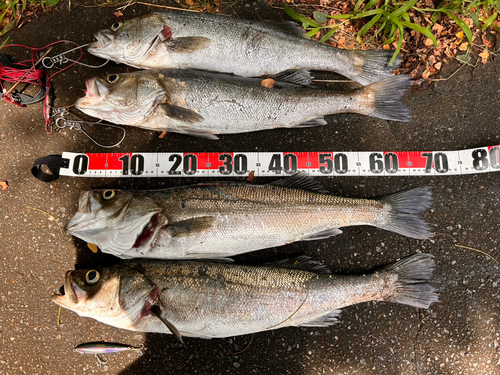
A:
[88, 11, 400, 86]
[65, 174, 433, 259]
[74, 69, 411, 139]
[52, 254, 438, 339]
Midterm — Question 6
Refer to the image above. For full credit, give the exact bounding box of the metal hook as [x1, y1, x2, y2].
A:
[52, 109, 126, 148]
[95, 354, 108, 369]
[42, 43, 109, 69]
[130, 343, 145, 356]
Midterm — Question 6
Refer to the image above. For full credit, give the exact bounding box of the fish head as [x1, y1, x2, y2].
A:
[66, 189, 164, 257]
[52, 264, 158, 330]
[75, 72, 167, 125]
[88, 13, 168, 65]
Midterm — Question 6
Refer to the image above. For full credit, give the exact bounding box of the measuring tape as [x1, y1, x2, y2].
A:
[31, 145, 500, 182]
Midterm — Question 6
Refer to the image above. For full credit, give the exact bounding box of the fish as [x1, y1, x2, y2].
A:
[52, 254, 439, 339]
[65, 174, 433, 259]
[87, 11, 400, 86]
[74, 69, 411, 139]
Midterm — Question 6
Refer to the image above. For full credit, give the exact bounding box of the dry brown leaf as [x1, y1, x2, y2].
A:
[458, 42, 469, 51]
[432, 23, 444, 34]
[422, 69, 431, 79]
[261, 78, 275, 89]
[479, 49, 490, 64]
[434, 62, 442, 70]
[114, 10, 123, 18]
[424, 38, 434, 47]
[0, 181, 8, 190]
[382, 44, 390, 50]
[246, 171, 255, 182]
[186, 0, 194, 5]
[482, 34, 494, 49]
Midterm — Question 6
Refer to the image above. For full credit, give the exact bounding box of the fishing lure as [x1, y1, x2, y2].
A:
[74, 342, 144, 368]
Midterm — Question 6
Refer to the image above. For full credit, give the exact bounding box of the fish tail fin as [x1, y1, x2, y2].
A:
[377, 186, 433, 239]
[380, 253, 439, 309]
[351, 50, 401, 86]
[363, 74, 412, 122]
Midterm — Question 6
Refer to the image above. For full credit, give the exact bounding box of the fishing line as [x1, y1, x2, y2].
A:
[30, 145, 500, 182]
[0, 40, 108, 134]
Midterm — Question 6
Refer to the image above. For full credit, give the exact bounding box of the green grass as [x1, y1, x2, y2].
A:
[0, 0, 60, 36]
[284, 1, 500, 64]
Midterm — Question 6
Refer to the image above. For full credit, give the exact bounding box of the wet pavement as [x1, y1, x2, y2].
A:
[0, 1, 499, 374]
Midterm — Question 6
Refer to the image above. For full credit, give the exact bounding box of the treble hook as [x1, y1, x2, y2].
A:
[52, 109, 126, 148]
[95, 354, 108, 369]
[42, 43, 109, 69]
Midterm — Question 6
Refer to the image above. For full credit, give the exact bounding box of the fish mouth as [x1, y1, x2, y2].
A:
[89, 31, 113, 51]
[84, 78, 109, 100]
[52, 271, 82, 307]
[65, 191, 101, 233]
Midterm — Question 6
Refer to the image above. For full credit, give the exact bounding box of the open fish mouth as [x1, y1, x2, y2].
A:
[52, 271, 83, 307]
[88, 31, 113, 51]
[84, 78, 108, 99]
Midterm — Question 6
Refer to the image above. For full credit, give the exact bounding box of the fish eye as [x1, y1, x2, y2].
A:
[106, 74, 120, 84]
[102, 190, 116, 200]
[111, 22, 123, 31]
[85, 270, 100, 285]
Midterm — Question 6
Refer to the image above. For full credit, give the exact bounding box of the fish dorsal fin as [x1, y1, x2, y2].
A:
[265, 255, 331, 274]
[267, 172, 329, 194]
[269, 69, 313, 87]
[299, 310, 342, 327]
[262, 20, 308, 38]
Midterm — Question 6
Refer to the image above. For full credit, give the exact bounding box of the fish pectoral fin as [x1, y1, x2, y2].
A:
[165, 36, 211, 53]
[302, 228, 342, 241]
[299, 310, 342, 327]
[151, 306, 184, 343]
[268, 171, 329, 194]
[268, 69, 313, 87]
[294, 117, 327, 128]
[164, 216, 217, 238]
[161, 104, 204, 124]
[265, 255, 331, 274]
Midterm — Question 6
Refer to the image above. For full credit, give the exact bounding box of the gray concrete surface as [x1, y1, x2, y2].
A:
[0, 1, 499, 374]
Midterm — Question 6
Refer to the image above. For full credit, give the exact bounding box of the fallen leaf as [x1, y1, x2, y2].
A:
[382, 44, 390, 50]
[186, 0, 194, 5]
[479, 49, 489, 64]
[0, 181, 7, 190]
[114, 10, 123, 18]
[434, 62, 442, 70]
[87, 243, 98, 253]
[422, 69, 431, 79]
[432, 23, 444, 34]
[159, 131, 167, 139]
[246, 171, 255, 182]
[455, 31, 464, 45]
[261, 78, 275, 89]
[482, 34, 494, 49]
[458, 42, 469, 51]
[424, 38, 434, 47]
